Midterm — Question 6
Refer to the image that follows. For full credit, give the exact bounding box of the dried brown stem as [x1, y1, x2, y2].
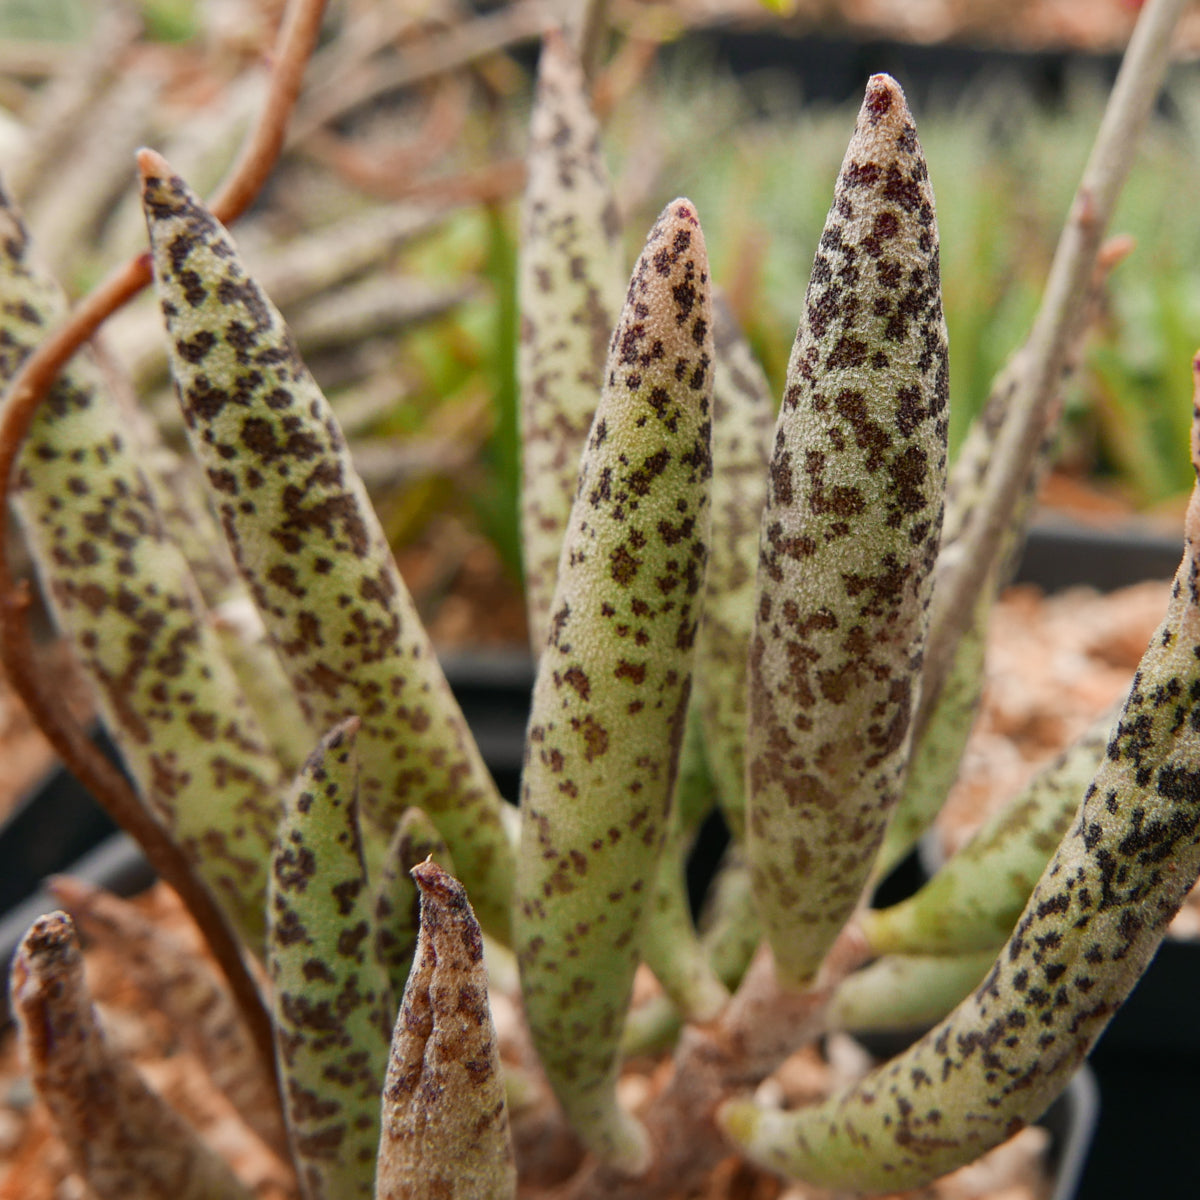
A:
[0, 0, 329, 1115]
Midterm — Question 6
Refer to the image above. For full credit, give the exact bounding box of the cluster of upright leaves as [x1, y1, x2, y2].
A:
[8, 11, 1200, 1200]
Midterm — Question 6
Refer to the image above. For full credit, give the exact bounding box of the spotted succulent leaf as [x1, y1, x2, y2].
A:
[372, 805, 455, 1003]
[719, 373, 1200, 1191]
[10, 912, 254, 1200]
[514, 198, 714, 1170]
[376, 860, 516, 1200]
[865, 709, 1113, 957]
[0, 178, 284, 948]
[267, 719, 394, 1200]
[693, 296, 774, 840]
[139, 152, 516, 943]
[745, 74, 949, 988]
[517, 27, 625, 653]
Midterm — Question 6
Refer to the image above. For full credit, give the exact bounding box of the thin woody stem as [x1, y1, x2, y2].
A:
[0, 0, 328, 1101]
[916, 0, 1185, 735]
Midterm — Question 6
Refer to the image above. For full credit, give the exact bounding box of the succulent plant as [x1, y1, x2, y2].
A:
[1, 0, 1198, 1197]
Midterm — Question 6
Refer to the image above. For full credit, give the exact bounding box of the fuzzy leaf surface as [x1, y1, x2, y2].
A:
[517, 28, 625, 652]
[376, 860, 515, 1200]
[139, 153, 515, 942]
[515, 198, 714, 1170]
[746, 74, 949, 986]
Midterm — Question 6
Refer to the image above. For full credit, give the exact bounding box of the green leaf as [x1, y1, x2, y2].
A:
[268, 720, 394, 1200]
[693, 296, 774, 841]
[827, 950, 997, 1035]
[514, 198, 714, 1171]
[517, 28, 625, 653]
[745, 75, 949, 987]
[139, 151, 517, 944]
[376, 860, 516, 1200]
[865, 710, 1112, 957]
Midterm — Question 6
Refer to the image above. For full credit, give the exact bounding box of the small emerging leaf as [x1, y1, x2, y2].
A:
[376, 860, 516, 1200]
[47, 876, 287, 1159]
[372, 805, 455, 1002]
[268, 719, 393, 1200]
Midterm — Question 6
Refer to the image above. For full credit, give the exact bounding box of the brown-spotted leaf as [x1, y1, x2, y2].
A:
[514, 198, 714, 1171]
[0, 176, 284, 949]
[267, 719, 394, 1200]
[138, 151, 515, 943]
[376, 860, 515, 1200]
[746, 74, 949, 987]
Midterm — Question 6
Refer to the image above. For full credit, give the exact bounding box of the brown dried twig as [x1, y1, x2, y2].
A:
[0, 0, 328, 1095]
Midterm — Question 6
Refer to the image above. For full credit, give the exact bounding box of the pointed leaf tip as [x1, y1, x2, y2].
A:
[378, 861, 515, 1200]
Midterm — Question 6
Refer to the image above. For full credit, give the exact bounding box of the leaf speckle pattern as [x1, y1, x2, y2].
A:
[267, 719, 393, 1200]
[518, 28, 625, 653]
[138, 152, 515, 942]
[721, 370, 1200, 1194]
[746, 75, 949, 987]
[376, 860, 516, 1200]
[515, 199, 714, 1171]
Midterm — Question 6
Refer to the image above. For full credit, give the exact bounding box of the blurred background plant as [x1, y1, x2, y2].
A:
[2, 0, 1199, 650]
